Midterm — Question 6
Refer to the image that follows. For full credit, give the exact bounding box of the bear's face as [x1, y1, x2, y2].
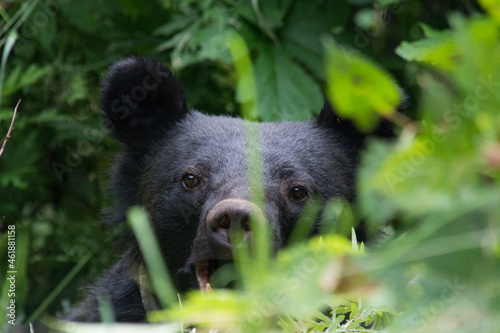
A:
[102, 57, 370, 291]
[135, 113, 354, 289]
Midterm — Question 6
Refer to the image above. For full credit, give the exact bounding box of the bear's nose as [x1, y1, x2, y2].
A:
[207, 199, 265, 248]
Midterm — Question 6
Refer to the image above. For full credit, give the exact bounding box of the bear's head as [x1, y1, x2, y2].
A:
[101, 57, 392, 292]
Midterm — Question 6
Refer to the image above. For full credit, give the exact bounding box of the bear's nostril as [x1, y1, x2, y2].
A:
[214, 215, 231, 239]
[213, 213, 248, 238]
[218, 215, 231, 230]
[241, 216, 249, 232]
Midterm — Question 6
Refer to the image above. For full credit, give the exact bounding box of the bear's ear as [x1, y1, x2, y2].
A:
[101, 56, 189, 151]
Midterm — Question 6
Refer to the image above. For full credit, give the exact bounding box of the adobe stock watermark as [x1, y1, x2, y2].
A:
[5, 225, 17, 326]
[384, 74, 500, 190]
[52, 61, 170, 182]
[408, 278, 467, 331]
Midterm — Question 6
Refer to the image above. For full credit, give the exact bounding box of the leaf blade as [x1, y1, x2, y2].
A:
[324, 38, 402, 131]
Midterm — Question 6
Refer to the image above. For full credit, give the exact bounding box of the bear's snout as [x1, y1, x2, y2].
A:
[189, 199, 267, 290]
[206, 199, 266, 249]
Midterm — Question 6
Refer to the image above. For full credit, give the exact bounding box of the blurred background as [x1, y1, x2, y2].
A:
[0, 0, 494, 330]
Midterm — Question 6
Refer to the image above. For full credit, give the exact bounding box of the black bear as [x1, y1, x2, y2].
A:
[67, 56, 393, 322]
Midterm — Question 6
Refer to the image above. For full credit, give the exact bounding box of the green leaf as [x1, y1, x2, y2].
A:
[395, 24, 458, 71]
[321, 199, 355, 237]
[383, 312, 393, 326]
[0, 131, 40, 189]
[258, 0, 294, 28]
[350, 301, 358, 315]
[313, 310, 333, 324]
[254, 44, 323, 121]
[154, 14, 193, 36]
[128, 206, 177, 308]
[358, 139, 400, 226]
[281, 0, 352, 79]
[28, 2, 56, 55]
[354, 8, 378, 30]
[324, 38, 402, 132]
[2, 64, 51, 96]
[329, 314, 346, 329]
[60, 0, 119, 34]
[479, 0, 500, 24]
[351, 227, 358, 251]
[226, 31, 258, 120]
[157, 6, 233, 69]
[234, 0, 293, 41]
[0, 31, 17, 110]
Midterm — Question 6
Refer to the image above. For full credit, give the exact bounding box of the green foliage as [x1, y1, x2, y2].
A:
[227, 31, 258, 120]
[363, 13, 500, 225]
[1, 1, 498, 333]
[396, 24, 458, 71]
[149, 233, 359, 332]
[357, 9, 500, 333]
[154, 0, 335, 120]
[324, 38, 402, 131]
[127, 207, 177, 308]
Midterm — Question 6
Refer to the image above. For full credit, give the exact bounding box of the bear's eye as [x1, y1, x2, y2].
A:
[289, 186, 308, 201]
[182, 174, 201, 189]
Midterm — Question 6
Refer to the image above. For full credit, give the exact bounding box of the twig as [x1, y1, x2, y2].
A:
[382, 111, 419, 134]
[0, 99, 21, 157]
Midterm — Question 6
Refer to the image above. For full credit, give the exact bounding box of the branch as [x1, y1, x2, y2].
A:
[0, 99, 21, 157]
[382, 111, 419, 134]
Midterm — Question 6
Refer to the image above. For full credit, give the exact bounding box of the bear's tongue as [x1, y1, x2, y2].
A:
[195, 260, 214, 290]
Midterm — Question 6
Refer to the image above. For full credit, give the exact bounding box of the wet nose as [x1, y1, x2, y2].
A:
[206, 199, 264, 247]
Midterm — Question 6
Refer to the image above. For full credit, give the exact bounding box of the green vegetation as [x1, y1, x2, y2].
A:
[1, 0, 498, 332]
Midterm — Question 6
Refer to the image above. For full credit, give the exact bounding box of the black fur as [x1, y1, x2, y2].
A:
[67, 56, 396, 322]
[101, 57, 188, 151]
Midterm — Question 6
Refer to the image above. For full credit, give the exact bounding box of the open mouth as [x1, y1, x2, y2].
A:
[194, 259, 233, 290]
